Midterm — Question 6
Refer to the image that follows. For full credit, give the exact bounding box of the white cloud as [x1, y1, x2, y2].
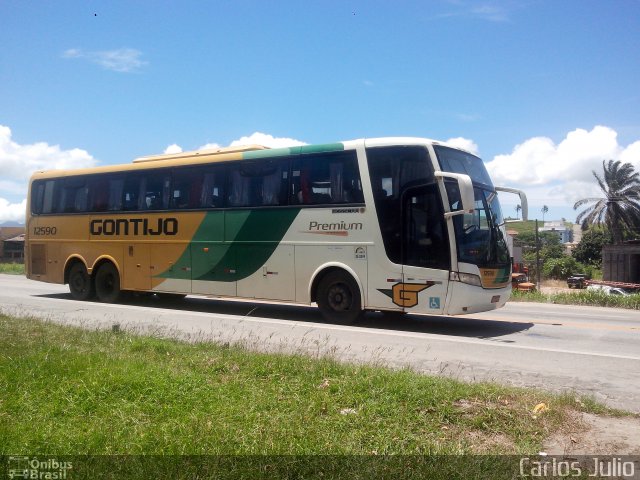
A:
[445, 137, 479, 155]
[0, 198, 27, 224]
[63, 47, 148, 73]
[620, 140, 640, 169]
[485, 126, 628, 187]
[228, 132, 307, 148]
[197, 142, 222, 151]
[170, 132, 306, 153]
[163, 144, 183, 154]
[0, 125, 97, 224]
[485, 125, 640, 219]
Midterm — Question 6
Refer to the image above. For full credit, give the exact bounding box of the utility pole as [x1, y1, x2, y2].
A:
[535, 219, 541, 290]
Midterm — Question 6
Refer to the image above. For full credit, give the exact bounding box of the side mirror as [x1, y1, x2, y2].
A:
[495, 186, 528, 221]
[435, 171, 475, 217]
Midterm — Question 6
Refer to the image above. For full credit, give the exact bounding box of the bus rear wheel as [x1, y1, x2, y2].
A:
[95, 263, 121, 303]
[68, 262, 94, 301]
[316, 271, 363, 324]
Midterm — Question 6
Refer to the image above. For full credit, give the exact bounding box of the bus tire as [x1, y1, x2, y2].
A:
[95, 263, 121, 303]
[316, 270, 363, 324]
[68, 262, 95, 301]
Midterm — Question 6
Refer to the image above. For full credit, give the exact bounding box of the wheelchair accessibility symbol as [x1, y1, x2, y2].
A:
[429, 297, 440, 309]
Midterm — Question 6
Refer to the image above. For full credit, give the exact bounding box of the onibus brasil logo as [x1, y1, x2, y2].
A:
[7, 457, 72, 479]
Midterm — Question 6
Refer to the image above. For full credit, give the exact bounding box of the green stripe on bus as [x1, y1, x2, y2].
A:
[242, 143, 344, 160]
[156, 208, 301, 283]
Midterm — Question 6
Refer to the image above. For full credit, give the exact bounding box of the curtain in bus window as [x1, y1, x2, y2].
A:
[262, 167, 282, 205]
[229, 169, 250, 207]
[139, 177, 149, 209]
[122, 177, 141, 211]
[108, 179, 124, 211]
[57, 178, 88, 213]
[89, 177, 109, 212]
[329, 162, 343, 203]
[201, 171, 224, 208]
[74, 185, 89, 212]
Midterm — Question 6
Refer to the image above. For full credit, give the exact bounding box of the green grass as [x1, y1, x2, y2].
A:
[0, 262, 24, 274]
[0, 314, 608, 459]
[504, 220, 537, 234]
[511, 289, 640, 309]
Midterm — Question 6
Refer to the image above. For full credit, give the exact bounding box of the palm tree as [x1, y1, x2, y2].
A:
[541, 205, 549, 223]
[573, 160, 640, 244]
[515, 204, 521, 220]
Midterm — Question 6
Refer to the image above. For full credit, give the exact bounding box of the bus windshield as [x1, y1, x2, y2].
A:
[435, 146, 510, 269]
[452, 187, 510, 268]
[434, 145, 493, 188]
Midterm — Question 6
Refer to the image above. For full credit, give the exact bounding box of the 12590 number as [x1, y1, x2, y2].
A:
[33, 226, 57, 236]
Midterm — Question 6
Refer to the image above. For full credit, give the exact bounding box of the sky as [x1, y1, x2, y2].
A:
[2, 0, 640, 224]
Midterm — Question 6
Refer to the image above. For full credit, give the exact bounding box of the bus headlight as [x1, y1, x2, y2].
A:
[450, 272, 482, 287]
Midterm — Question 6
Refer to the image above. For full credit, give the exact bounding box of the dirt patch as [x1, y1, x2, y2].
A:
[540, 279, 574, 295]
[544, 411, 640, 455]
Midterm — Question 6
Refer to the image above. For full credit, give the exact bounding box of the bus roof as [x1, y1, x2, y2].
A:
[28, 137, 470, 180]
[133, 144, 269, 163]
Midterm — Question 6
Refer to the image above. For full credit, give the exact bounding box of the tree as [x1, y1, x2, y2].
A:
[541, 205, 549, 223]
[515, 204, 522, 220]
[517, 230, 565, 280]
[542, 256, 589, 280]
[572, 227, 613, 267]
[515, 230, 563, 256]
[574, 160, 640, 244]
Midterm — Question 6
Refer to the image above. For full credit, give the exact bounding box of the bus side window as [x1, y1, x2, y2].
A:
[200, 166, 226, 208]
[291, 152, 363, 205]
[171, 168, 203, 209]
[41, 180, 56, 214]
[57, 177, 88, 213]
[140, 172, 170, 210]
[228, 168, 251, 207]
[31, 181, 46, 214]
[261, 161, 288, 206]
[108, 178, 125, 211]
[89, 176, 109, 212]
[228, 160, 287, 207]
[122, 177, 141, 211]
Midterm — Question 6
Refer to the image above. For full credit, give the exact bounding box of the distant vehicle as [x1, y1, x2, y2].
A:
[512, 273, 535, 292]
[567, 274, 588, 289]
[586, 285, 629, 296]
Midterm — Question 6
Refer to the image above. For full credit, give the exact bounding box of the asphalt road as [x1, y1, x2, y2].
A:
[2, 274, 639, 412]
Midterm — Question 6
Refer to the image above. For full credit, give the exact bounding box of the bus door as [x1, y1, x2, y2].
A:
[400, 185, 450, 314]
[236, 244, 295, 301]
[122, 243, 151, 291]
[150, 243, 192, 293]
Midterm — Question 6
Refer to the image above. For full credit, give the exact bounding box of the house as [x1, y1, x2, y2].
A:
[539, 221, 573, 244]
[602, 241, 640, 284]
[0, 227, 25, 263]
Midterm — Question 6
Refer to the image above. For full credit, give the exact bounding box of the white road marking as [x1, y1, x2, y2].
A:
[22, 294, 640, 362]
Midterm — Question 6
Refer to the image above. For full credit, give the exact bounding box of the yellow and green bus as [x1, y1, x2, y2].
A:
[26, 137, 527, 323]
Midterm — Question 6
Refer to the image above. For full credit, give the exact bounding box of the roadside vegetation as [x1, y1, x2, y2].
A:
[0, 262, 24, 274]
[0, 314, 624, 474]
[510, 158, 639, 285]
[511, 288, 640, 310]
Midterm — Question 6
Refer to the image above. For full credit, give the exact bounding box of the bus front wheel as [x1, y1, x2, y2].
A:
[316, 271, 363, 324]
[95, 263, 121, 303]
[68, 262, 95, 301]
